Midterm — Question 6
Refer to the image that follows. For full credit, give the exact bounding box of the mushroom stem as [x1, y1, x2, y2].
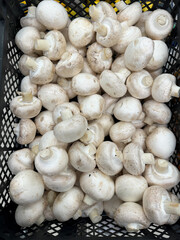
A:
[87, 144, 96, 155]
[17, 91, 33, 103]
[31, 145, 39, 155]
[115, 1, 128, 12]
[35, 39, 49, 51]
[164, 202, 180, 216]
[89, 5, 101, 22]
[40, 149, 53, 160]
[80, 129, 93, 144]
[61, 109, 73, 121]
[101, 48, 112, 60]
[171, 85, 180, 98]
[25, 57, 37, 71]
[157, 15, 167, 25]
[154, 159, 168, 173]
[89, 209, 102, 223]
[142, 153, 155, 165]
[126, 223, 139, 232]
[36, 215, 45, 225]
[94, 23, 107, 37]
[73, 209, 82, 220]
[83, 194, 97, 206]
[144, 117, 154, 125]
[142, 76, 153, 87]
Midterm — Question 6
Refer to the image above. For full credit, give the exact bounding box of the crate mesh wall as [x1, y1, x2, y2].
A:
[0, 0, 180, 239]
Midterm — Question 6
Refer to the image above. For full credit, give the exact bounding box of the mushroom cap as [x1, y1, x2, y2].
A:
[102, 93, 118, 115]
[109, 121, 136, 143]
[167, 193, 180, 225]
[113, 97, 142, 122]
[151, 74, 176, 102]
[15, 197, 45, 227]
[9, 169, 44, 205]
[132, 129, 147, 150]
[87, 42, 112, 73]
[8, 148, 34, 175]
[135, 11, 152, 36]
[149, 68, 163, 79]
[72, 73, 100, 96]
[15, 26, 40, 55]
[96, 141, 123, 176]
[29, 136, 41, 150]
[104, 195, 123, 219]
[43, 166, 76, 192]
[18, 54, 37, 76]
[144, 159, 180, 189]
[143, 185, 171, 225]
[145, 9, 173, 40]
[35, 110, 55, 135]
[78, 94, 105, 120]
[10, 95, 42, 119]
[36, 1, 68, 30]
[81, 58, 96, 75]
[56, 52, 84, 78]
[146, 127, 176, 159]
[69, 141, 96, 172]
[114, 202, 150, 232]
[111, 55, 126, 72]
[143, 100, 171, 125]
[115, 174, 148, 202]
[53, 187, 84, 222]
[57, 77, 76, 99]
[124, 37, 154, 71]
[69, 18, 94, 48]
[54, 114, 88, 143]
[20, 76, 38, 96]
[80, 169, 114, 202]
[38, 83, 68, 111]
[66, 42, 86, 57]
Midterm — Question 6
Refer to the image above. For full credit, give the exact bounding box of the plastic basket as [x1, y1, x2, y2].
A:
[0, 0, 180, 239]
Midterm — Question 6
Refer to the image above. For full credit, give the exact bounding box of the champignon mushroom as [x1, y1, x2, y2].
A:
[81, 58, 96, 75]
[57, 77, 77, 99]
[69, 141, 96, 172]
[18, 54, 37, 76]
[114, 202, 150, 232]
[82, 202, 104, 223]
[126, 70, 153, 99]
[9, 169, 44, 205]
[167, 193, 180, 225]
[80, 169, 114, 205]
[96, 141, 123, 176]
[29, 136, 42, 155]
[104, 195, 123, 219]
[87, 42, 112, 73]
[135, 11, 152, 36]
[144, 158, 180, 189]
[146, 127, 176, 159]
[111, 55, 126, 72]
[149, 68, 163, 79]
[115, 174, 148, 202]
[43, 190, 57, 221]
[35, 111, 55, 135]
[10, 92, 42, 119]
[66, 41, 86, 57]
[38, 83, 68, 111]
[53, 187, 84, 222]
[152, 74, 180, 102]
[132, 129, 147, 151]
[20, 76, 37, 96]
[145, 9, 173, 40]
[102, 93, 118, 115]
[123, 143, 155, 175]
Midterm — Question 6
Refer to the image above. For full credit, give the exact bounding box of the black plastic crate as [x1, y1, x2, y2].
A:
[0, 0, 180, 239]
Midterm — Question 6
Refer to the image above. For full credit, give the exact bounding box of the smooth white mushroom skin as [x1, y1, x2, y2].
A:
[20, 76, 38, 96]
[57, 78, 77, 99]
[104, 195, 123, 219]
[82, 201, 104, 223]
[111, 55, 126, 72]
[135, 11, 152, 36]
[18, 54, 37, 76]
[132, 129, 147, 150]
[35, 111, 55, 135]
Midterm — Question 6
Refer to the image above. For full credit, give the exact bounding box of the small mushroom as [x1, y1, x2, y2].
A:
[87, 42, 112, 73]
[113, 21, 142, 54]
[68, 17, 94, 48]
[9, 169, 44, 205]
[10, 92, 42, 119]
[78, 94, 105, 120]
[115, 174, 148, 202]
[145, 9, 173, 40]
[132, 129, 147, 151]
[96, 141, 123, 176]
[152, 74, 180, 102]
[113, 97, 142, 122]
[80, 169, 114, 205]
[38, 83, 68, 111]
[20, 6, 46, 32]
[43, 166, 76, 192]
[144, 158, 180, 189]
[143, 100, 172, 125]
[8, 148, 34, 175]
[66, 41, 86, 57]
[100, 69, 130, 98]
[72, 73, 100, 96]
[167, 193, 180, 225]
[57, 78, 76, 99]
[43, 190, 57, 221]
[81, 58, 96, 75]
[102, 93, 118, 115]
[20, 76, 38, 96]
[146, 40, 168, 71]
[29, 136, 42, 155]
[35, 30, 66, 61]
[143, 185, 180, 225]
[35, 110, 55, 135]
[15, 26, 40, 55]
[69, 141, 96, 172]
[135, 11, 152, 36]
[131, 115, 146, 129]
[124, 37, 154, 71]
[35, 146, 68, 176]
[109, 122, 136, 144]
[18, 54, 37, 76]
[53, 187, 84, 222]
[146, 127, 176, 159]
[116, 1, 142, 26]
[126, 70, 153, 99]
[36, 0, 68, 30]
[123, 143, 155, 175]
[80, 122, 104, 147]
[82, 202, 104, 223]
[111, 55, 126, 72]
[54, 114, 88, 143]
[15, 197, 46, 227]
[104, 195, 123, 219]
[114, 202, 150, 232]
[14, 119, 36, 145]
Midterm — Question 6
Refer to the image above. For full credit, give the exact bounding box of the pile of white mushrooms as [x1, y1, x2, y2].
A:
[8, 0, 180, 232]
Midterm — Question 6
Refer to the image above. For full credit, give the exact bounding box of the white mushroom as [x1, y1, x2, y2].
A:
[20, 76, 37, 96]
[57, 77, 76, 99]
[82, 202, 104, 223]
[18, 54, 37, 76]
[29, 136, 42, 155]
[66, 41, 86, 57]
[35, 110, 55, 135]
[81, 58, 96, 75]
[132, 129, 147, 151]
[135, 11, 152, 36]
[111, 55, 126, 72]
[149, 68, 163, 79]
[104, 195, 123, 219]
[102, 93, 118, 115]
[167, 193, 180, 225]
[43, 190, 57, 221]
